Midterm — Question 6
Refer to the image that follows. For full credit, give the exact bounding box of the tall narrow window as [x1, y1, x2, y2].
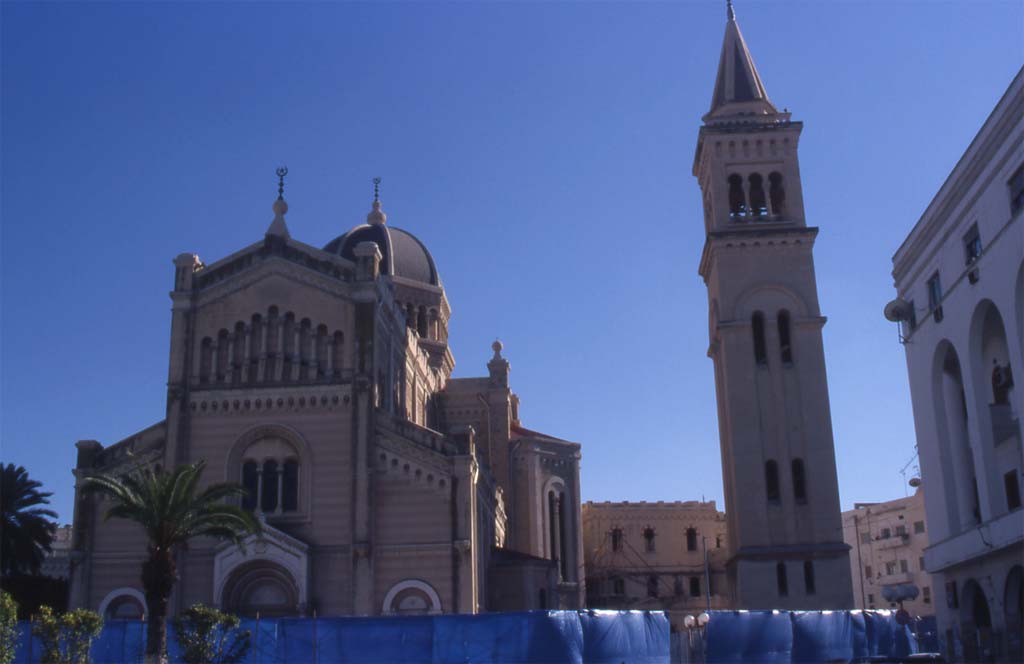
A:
[643, 527, 656, 553]
[613, 577, 625, 595]
[686, 528, 698, 552]
[248, 315, 262, 383]
[752, 312, 768, 366]
[777, 310, 793, 364]
[748, 173, 768, 217]
[776, 562, 788, 597]
[558, 494, 569, 581]
[792, 458, 807, 504]
[728, 174, 747, 218]
[611, 528, 623, 552]
[232, 322, 246, 383]
[689, 577, 701, 598]
[765, 460, 780, 502]
[1005, 470, 1021, 511]
[647, 575, 659, 598]
[241, 461, 258, 511]
[803, 561, 816, 595]
[927, 272, 943, 321]
[199, 337, 213, 384]
[282, 459, 299, 512]
[216, 329, 229, 382]
[261, 460, 279, 513]
[768, 172, 785, 216]
[963, 224, 982, 265]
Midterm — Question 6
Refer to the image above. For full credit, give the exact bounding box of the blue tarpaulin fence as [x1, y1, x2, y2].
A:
[12, 608, 924, 663]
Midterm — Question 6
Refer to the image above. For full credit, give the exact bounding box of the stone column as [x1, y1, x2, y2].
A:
[451, 428, 478, 614]
[276, 467, 284, 514]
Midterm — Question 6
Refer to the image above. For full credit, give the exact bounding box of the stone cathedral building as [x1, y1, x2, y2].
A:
[692, 4, 854, 609]
[68, 184, 584, 618]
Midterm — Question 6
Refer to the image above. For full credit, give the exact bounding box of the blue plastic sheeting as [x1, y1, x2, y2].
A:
[13, 610, 669, 664]
[706, 610, 918, 663]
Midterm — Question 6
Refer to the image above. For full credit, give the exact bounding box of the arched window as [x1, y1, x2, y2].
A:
[778, 310, 793, 364]
[242, 461, 259, 511]
[689, 576, 701, 598]
[752, 312, 767, 365]
[765, 460, 781, 502]
[248, 315, 263, 383]
[232, 322, 246, 383]
[748, 173, 768, 217]
[643, 527, 656, 553]
[611, 527, 623, 552]
[265, 307, 279, 380]
[315, 325, 328, 379]
[769, 172, 786, 216]
[281, 313, 296, 381]
[417, 306, 428, 338]
[686, 528, 698, 552]
[792, 458, 807, 504]
[538, 588, 547, 609]
[332, 331, 344, 377]
[298, 319, 312, 380]
[776, 562, 788, 597]
[613, 577, 625, 595]
[728, 174, 747, 218]
[199, 337, 213, 384]
[216, 329, 229, 382]
[803, 561, 816, 595]
[261, 460, 279, 513]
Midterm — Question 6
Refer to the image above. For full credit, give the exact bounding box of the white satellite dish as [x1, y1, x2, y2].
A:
[884, 298, 911, 322]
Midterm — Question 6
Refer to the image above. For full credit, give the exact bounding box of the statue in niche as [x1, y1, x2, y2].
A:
[992, 359, 1014, 405]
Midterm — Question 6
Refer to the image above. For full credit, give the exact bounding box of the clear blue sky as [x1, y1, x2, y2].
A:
[2, 1, 1021, 523]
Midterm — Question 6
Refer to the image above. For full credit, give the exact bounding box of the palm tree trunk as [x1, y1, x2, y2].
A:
[142, 546, 177, 663]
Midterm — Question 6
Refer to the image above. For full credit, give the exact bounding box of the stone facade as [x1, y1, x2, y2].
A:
[889, 67, 1023, 662]
[68, 188, 584, 618]
[691, 6, 853, 610]
[582, 501, 730, 622]
[842, 490, 936, 617]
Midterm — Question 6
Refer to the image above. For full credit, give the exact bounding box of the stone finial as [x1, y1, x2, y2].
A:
[367, 177, 387, 225]
[727, 0, 735, 21]
[267, 166, 291, 239]
[491, 339, 503, 359]
[488, 339, 510, 387]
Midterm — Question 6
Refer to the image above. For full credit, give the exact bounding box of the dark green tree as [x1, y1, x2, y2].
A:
[1, 463, 57, 576]
[172, 603, 251, 664]
[82, 460, 260, 662]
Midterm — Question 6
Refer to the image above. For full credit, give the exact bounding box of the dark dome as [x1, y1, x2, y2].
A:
[324, 224, 440, 287]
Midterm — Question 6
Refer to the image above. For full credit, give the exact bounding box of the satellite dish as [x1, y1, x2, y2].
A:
[909, 477, 922, 488]
[884, 298, 911, 322]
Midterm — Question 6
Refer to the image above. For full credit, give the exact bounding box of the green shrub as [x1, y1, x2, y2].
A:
[31, 606, 103, 664]
[171, 604, 251, 664]
[0, 591, 18, 664]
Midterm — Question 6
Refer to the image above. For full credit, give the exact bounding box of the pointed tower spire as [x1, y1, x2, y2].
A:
[366, 177, 387, 225]
[706, 3, 778, 121]
[266, 166, 291, 238]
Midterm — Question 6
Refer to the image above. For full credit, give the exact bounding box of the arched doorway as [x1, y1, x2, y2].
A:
[932, 342, 978, 531]
[1006, 566, 1023, 662]
[221, 560, 300, 618]
[961, 579, 994, 662]
[382, 579, 442, 615]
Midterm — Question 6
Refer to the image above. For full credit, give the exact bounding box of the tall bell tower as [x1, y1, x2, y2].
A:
[694, 3, 853, 609]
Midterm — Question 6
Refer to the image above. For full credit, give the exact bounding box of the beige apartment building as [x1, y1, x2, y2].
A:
[582, 501, 731, 617]
[842, 489, 935, 617]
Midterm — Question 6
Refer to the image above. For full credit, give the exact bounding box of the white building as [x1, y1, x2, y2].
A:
[889, 67, 1023, 662]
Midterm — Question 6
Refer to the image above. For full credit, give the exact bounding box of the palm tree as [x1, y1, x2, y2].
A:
[1, 463, 58, 576]
[83, 460, 260, 662]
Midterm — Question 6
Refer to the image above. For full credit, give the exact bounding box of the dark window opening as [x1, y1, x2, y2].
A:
[963, 224, 983, 264]
[748, 173, 768, 217]
[643, 527, 656, 553]
[927, 272, 943, 322]
[613, 577, 625, 596]
[1010, 163, 1024, 215]
[686, 528, 698, 552]
[1005, 470, 1021, 511]
[914, 520, 925, 534]
[776, 562, 788, 597]
[261, 459, 279, 513]
[752, 312, 768, 366]
[728, 174, 748, 218]
[765, 460, 780, 503]
[715, 535, 722, 549]
[282, 459, 299, 512]
[611, 527, 623, 552]
[647, 575, 659, 598]
[242, 461, 258, 511]
[880, 527, 891, 539]
[804, 561, 816, 595]
[689, 576, 701, 598]
[539, 589, 546, 609]
[792, 458, 807, 504]
[923, 586, 931, 604]
[865, 565, 872, 579]
[769, 172, 786, 216]
[778, 310, 793, 364]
